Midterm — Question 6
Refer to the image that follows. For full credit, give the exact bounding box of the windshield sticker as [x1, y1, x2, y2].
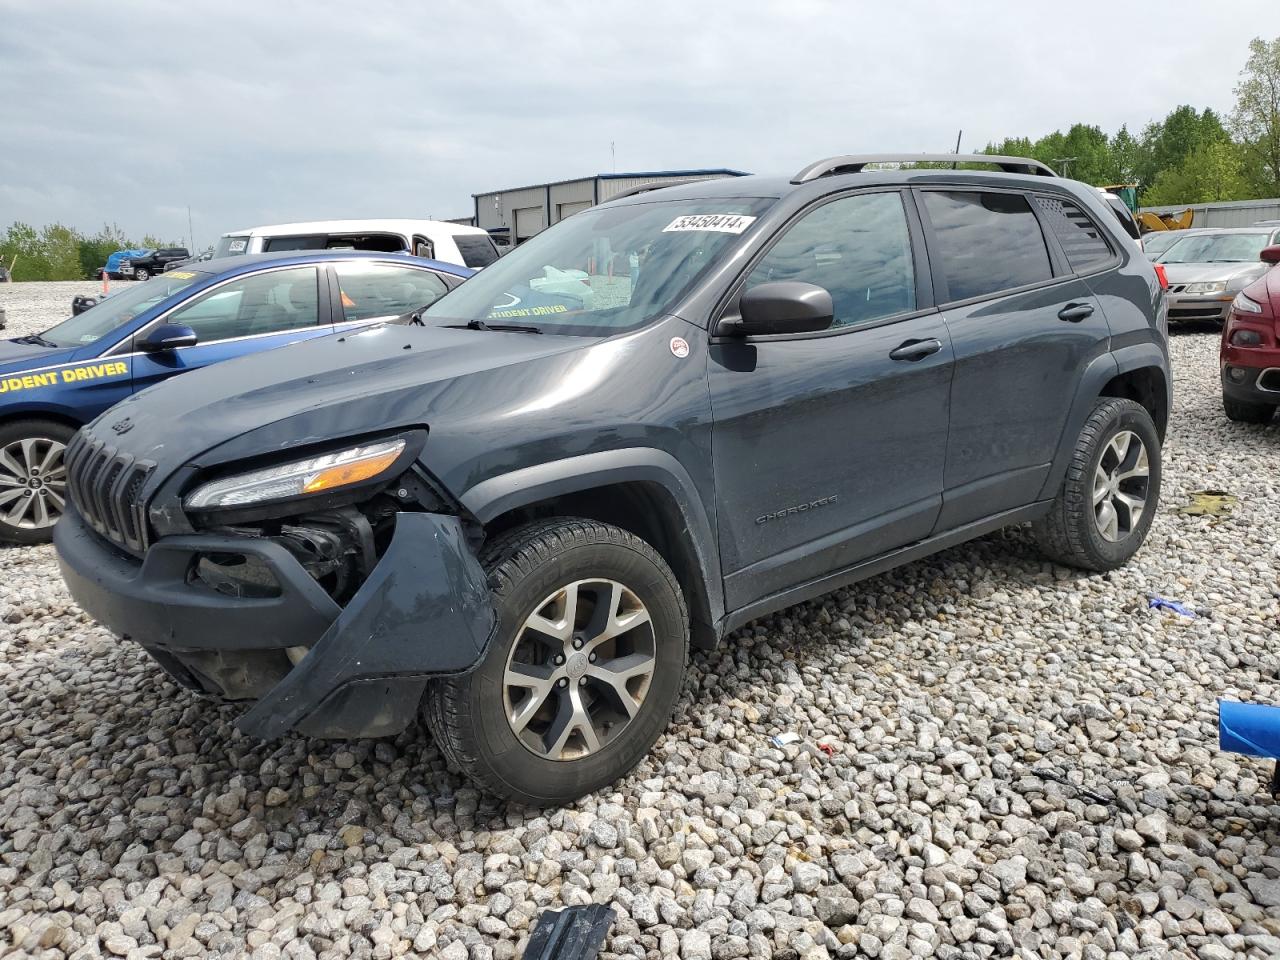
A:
[662, 214, 757, 235]
[228, 239, 247, 252]
[0, 361, 129, 396]
[490, 303, 570, 319]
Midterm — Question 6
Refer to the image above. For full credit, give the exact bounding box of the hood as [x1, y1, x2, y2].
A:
[1241, 266, 1280, 315]
[1163, 261, 1268, 286]
[90, 323, 588, 470]
[0, 338, 79, 376]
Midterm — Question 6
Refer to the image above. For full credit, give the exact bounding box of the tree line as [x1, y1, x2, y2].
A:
[984, 35, 1278, 206]
[3, 36, 1278, 282]
[0, 222, 182, 283]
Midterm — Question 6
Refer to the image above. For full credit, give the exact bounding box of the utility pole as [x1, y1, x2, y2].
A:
[952, 130, 963, 169]
[611, 141, 616, 173]
[187, 205, 194, 253]
[1052, 156, 1077, 177]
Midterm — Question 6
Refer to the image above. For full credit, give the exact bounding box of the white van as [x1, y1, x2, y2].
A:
[212, 219, 501, 269]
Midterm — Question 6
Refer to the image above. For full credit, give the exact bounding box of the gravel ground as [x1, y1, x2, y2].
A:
[1, 280, 1279, 960]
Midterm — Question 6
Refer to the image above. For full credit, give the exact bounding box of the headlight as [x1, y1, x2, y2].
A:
[1184, 281, 1227, 295]
[1232, 291, 1264, 314]
[185, 438, 406, 510]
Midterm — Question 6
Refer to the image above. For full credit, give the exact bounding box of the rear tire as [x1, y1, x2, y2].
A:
[423, 518, 688, 806]
[0, 419, 76, 545]
[133, 267, 149, 281]
[1223, 396, 1275, 424]
[1033, 398, 1161, 572]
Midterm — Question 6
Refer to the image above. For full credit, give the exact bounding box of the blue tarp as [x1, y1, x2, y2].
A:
[104, 249, 151, 272]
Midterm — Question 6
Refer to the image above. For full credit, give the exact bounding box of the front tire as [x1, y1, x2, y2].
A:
[0, 419, 75, 545]
[1033, 398, 1161, 572]
[133, 267, 150, 281]
[1223, 396, 1275, 424]
[424, 518, 689, 806]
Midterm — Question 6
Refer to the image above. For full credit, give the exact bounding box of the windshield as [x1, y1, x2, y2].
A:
[38, 270, 209, 347]
[1141, 232, 1185, 260]
[1158, 232, 1269, 264]
[423, 197, 773, 335]
[214, 235, 251, 257]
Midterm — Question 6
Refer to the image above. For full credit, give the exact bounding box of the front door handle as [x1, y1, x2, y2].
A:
[889, 338, 943, 362]
[1058, 302, 1095, 322]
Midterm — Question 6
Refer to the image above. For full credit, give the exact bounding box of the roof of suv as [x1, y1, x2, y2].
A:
[604, 154, 1077, 207]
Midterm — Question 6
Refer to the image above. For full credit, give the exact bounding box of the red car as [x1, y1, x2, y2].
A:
[1221, 245, 1280, 423]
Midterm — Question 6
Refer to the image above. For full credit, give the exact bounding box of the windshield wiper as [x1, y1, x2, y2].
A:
[15, 333, 58, 347]
[451, 319, 543, 334]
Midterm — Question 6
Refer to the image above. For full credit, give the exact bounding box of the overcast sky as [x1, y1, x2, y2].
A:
[0, 0, 1272, 248]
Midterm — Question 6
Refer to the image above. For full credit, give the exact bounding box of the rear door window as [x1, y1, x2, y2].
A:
[453, 234, 500, 268]
[921, 191, 1053, 302]
[334, 262, 450, 322]
[1034, 196, 1114, 273]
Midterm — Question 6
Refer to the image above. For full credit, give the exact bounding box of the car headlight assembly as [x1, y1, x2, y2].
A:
[186, 438, 407, 510]
[1184, 281, 1227, 295]
[1232, 291, 1264, 314]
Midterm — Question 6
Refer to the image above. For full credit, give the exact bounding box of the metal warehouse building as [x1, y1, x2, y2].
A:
[1139, 196, 1280, 229]
[472, 169, 747, 245]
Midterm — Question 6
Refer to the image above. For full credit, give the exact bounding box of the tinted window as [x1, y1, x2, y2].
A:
[1034, 196, 1113, 273]
[745, 192, 915, 328]
[922, 191, 1053, 302]
[163, 266, 320, 341]
[334, 262, 449, 322]
[454, 234, 499, 267]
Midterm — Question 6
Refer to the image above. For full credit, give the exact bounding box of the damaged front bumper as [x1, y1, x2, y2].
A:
[55, 505, 495, 739]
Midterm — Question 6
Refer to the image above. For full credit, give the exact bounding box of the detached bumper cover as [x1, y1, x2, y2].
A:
[55, 506, 495, 739]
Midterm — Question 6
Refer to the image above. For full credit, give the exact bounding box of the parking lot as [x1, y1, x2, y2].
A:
[1, 281, 1279, 959]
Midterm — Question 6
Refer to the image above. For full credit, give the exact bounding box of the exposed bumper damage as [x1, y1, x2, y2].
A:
[55, 507, 495, 739]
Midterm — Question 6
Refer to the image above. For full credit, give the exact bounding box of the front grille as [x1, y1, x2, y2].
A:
[1169, 306, 1226, 321]
[65, 431, 156, 555]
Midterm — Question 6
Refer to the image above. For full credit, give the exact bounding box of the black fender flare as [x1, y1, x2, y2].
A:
[1037, 342, 1171, 500]
[459, 447, 725, 635]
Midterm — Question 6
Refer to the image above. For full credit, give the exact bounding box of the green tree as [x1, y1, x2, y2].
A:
[1108, 125, 1141, 184]
[39, 223, 83, 280]
[1230, 35, 1280, 197]
[1134, 105, 1231, 190]
[1140, 140, 1250, 206]
[0, 222, 44, 280]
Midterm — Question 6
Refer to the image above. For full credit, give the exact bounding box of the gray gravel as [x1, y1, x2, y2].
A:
[2, 281, 1280, 959]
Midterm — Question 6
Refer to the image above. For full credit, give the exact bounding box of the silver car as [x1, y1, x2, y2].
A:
[1158, 228, 1280, 324]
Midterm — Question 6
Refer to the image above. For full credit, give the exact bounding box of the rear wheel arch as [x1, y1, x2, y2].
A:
[465, 457, 722, 648]
[1100, 364, 1169, 441]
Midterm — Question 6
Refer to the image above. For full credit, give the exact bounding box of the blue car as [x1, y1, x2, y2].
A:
[0, 250, 471, 543]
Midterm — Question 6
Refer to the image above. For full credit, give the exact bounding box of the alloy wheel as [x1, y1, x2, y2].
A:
[1093, 430, 1149, 542]
[0, 436, 68, 530]
[503, 578, 656, 761]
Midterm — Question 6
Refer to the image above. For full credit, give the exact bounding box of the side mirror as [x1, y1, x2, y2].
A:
[721, 281, 834, 337]
[138, 323, 198, 353]
[1261, 245, 1280, 265]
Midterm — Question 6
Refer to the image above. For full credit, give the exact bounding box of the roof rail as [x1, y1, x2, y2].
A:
[791, 153, 1058, 184]
[605, 176, 731, 202]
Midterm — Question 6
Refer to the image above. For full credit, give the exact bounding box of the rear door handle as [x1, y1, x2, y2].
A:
[889, 338, 943, 362]
[1058, 302, 1094, 322]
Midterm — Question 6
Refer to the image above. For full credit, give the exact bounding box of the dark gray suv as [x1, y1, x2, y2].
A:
[55, 154, 1170, 805]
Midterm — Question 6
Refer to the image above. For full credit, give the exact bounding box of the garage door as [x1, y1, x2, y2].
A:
[514, 206, 545, 243]
[557, 201, 592, 222]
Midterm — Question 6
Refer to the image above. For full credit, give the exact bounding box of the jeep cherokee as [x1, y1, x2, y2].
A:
[55, 154, 1171, 806]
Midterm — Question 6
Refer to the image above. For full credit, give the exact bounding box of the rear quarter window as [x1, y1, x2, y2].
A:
[1033, 196, 1115, 273]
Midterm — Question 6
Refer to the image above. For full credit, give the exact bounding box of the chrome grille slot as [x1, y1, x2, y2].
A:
[65, 431, 156, 555]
